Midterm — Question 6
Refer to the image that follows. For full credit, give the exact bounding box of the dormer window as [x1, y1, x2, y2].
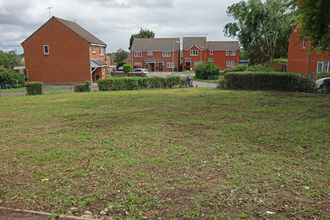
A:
[43, 45, 49, 55]
[99, 46, 104, 55]
[92, 45, 96, 53]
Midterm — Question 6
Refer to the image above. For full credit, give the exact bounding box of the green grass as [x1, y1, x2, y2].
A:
[193, 76, 223, 83]
[182, 71, 195, 74]
[0, 87, 70, 93]
[0, 88, 329, 219]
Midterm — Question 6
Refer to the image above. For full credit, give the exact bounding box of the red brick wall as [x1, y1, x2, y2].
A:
[22, 18, 91, 84]
[183, 46, 239, 71]
[288, 27, 330, 75]
[89, 45, 107, 81]
[131, 51, 180, 72]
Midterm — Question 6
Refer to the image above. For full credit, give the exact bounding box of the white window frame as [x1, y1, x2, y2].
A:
[226, 50, 229, 56]
[134, 51, 142, 57]
[227, 61, 235, 67]
[210, 50, 213, 55]
[230, 51, 236, 56]
[134, 62, 142, 66]
[167, 62, 174, 68]
[163, 51, 171, 57]
[190, 50, 198, 56]
[92, 45, 96, 53]
[317, 62, 330, 73]
[317, 62, 324, 73]
[99, 46, 104, 55]
[303, 38, 306, 49]
[194, 61, 202, 66]
[43, 45, 49, 55]
[103, 67, 105, 75]
[147, 51, 153, 56]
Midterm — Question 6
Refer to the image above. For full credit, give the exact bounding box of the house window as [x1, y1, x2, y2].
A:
[43, 45, 49, 55]
[210, 51, 213, 55]
[317, 62, 330, 73]
[147, 51, 153, 56]
[194, 61, 202, 66]
[226, 50, 229, 56]
[227, 61, 235, 67]
[163, 51, 171, 57]
[167, 62, 174, 68]
[303, 38, 306, 49]
[103, 67, 105, 75]
[190, 50, 198, 56]
[230, 51, 236, 56]
[134, 51, 142, 57]
[99, 46, 104, 55]
[92, 45, 96, 53]
[134, 62, 142, 67]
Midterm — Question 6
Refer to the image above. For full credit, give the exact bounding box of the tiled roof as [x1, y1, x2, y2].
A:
[208, 41, 239, 51]
[91, 59, 107, 67]
[55, 17, 106, 46]
[131, 38, 180, 51]
[183, 37, 206, 50]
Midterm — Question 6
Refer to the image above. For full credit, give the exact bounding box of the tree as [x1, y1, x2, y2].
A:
[114, 49, 128, 65]
[129, 28, 155, 50]
[0, 50, 21, 69]
[224, 0, 294, 67]
[106, 53, 111, 57]
[289, 0, 330, 53]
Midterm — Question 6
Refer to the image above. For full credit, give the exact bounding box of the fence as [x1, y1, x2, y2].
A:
[0, 83, 99, 97]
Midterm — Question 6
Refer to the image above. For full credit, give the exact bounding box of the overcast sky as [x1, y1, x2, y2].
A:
[0, 0, 241, 54]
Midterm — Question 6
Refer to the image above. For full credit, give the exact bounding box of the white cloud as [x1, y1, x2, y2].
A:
[0, 0, 241, 54]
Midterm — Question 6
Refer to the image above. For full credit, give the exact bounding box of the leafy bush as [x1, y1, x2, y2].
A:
[0, 70, 25, 87]
[98, 76, 187, 91]
[324, 78, 330, 93]
[316, 72, 330, 80]
[272, 58, 288, 63]
[224, 64, 276, 73]
[74, 81, 90, 92]
[26, 82, 44, 95]
[195, 62, 220, 79]
[219, 72, 314, 92]
[123, 64, 132, 73]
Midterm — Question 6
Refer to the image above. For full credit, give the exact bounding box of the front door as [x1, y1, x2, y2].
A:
[186, 62, 190, 71]
[159, 63, 163, 71]
[150, 63, 155, 72]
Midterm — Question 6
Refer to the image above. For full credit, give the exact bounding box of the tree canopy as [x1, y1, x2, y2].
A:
[224, 0, 294, 66]
[289, 0, 330, 53]
[114, 49, 128, 65]
[129, 28, 155, 50]
[0, 50, 21, 69]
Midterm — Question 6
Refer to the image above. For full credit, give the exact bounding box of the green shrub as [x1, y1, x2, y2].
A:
[220, 72, 314, 92]
[123, 64, 132, 73]
[272, 58, 288, 63]
[324, 78, 330, 93]
[74, 81, 90, 92]
[316, 72, 330, 80]
[224, 64, 276, 73]
[195, 62, 220, 79]
[98, 76, 187, 91]
[0, 70, 25, 87]
[26, 82, 44, 95]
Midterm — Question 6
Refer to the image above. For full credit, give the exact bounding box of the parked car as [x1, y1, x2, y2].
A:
[315, 77, 330, 89]
[118, 66, 123, 71]
[169, 73, 193, 87]
[130, 68, 149, 77]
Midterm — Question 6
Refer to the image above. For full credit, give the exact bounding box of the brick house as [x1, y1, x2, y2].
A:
[109, 52, 131, 66]
[287, 27, 330, 76]
[182, 37, 240, 71]
[21, 16, 107, 83]
[130, 38, 180, 72]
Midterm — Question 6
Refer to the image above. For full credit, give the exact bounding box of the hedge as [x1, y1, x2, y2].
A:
[219, 72, 315, 92]
[26, 82, 44, 95]
[324, 78, 330, 93]
[98, 76, 187, 91]
[0, 70, 25, 87]
[74, 81, 90, 92]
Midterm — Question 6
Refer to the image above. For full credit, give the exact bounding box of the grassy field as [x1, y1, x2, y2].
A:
[0, 88, 329, 219]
